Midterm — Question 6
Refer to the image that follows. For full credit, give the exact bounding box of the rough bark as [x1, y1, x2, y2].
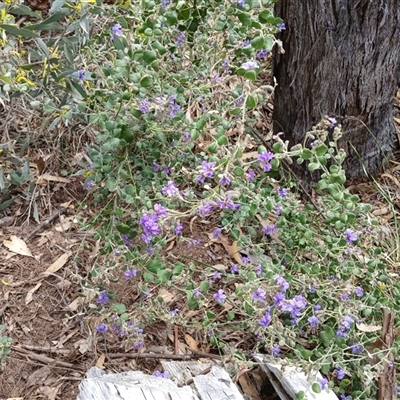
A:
[272, 0, 400, 184]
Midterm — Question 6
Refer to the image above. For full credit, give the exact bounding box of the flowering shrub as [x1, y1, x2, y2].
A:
[1, 0, 400, 399]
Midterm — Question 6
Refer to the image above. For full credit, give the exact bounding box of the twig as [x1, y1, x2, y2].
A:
[174, 325, 179, 356]
[107, 350, 221, 361]
[24, 207, 69, 242]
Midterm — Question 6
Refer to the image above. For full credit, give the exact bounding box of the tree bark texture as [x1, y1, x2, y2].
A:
[273, 1, 400, 184]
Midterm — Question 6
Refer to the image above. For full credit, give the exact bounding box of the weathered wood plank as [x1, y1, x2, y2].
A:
[253, 355, 338, 400]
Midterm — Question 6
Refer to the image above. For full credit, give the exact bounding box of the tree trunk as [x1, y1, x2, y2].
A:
[272, 0, 400, 184]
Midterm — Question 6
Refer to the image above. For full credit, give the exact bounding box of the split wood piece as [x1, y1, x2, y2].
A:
[24, 206, 69, 242]
[378, 309, 396, 400]
[252, 354, 338, 400]
[77, 363, 244, 400]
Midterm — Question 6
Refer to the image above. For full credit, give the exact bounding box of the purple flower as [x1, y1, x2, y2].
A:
[174, 223, 183, 235]
[271, 343, 281, 357]
[169, 94, 180, 118]
[212, 74, 221, 83]
[139, 99, 151, 114]
[97, 290, 109, 304]
[134, 341, 144, 351]
[277, 187, 288, 198]
[242, 39, 251, 47]
[95, 323, 108, 333]
[162, 180, 179, 197]
[237, 0, 245, 6]
[122, 234, 132, 247]
[154, 370, 169, 378]
[198, 201, 214, 216]
[198, 161, 216, 179]
[314, 304, 321, 311]
[213, 228, 222, 239]
[355, 286, 363, 297]
[328, 117, 337, 128]
[230, 264, 239, 274]
[252, 288, 266, 302]
[344, 228, 358, 243]
[262, 223, 277, 235]
[256, 49, 269, 60]
[216, 196, 240, 210]
[258, 150, 274, 171]
[154, 203, 168, 218]
[246, 169, 256, 182]
[212, 271, 221, 280]
[351, 343, 363, 354]
[193, 288, 201, 298]
[340, 293, 350, 301]
[255, 264, 262, 276]
[175, 30, 185, 46]
[153, 161, 161, 172]
[214, 289, 226, 303]
[219, 175, 231, 186]
[335, 367, 345, 380]
[273, 292, 285, 307]
[281, 295, 307, 318]
[140, 212, 160, 236]
[124, 269, 137, 280]
[111, 23, 123, 39]
[337, 316, 354, 337]
[319, 378, 328, 390]
[340, 395, 352, 400]
[161, 0, 170, 7]
[274, 275, 289, 292]
[308, 315, 320, 329]
[277, 22, 286, 31]
[259, 307, 272, 327]
[241, 256, 250, 264]
[242, 60, 258, 70]
[85, 180, 94, 190]
[170, 308, 179, 316]
[77, 69, 85, 81]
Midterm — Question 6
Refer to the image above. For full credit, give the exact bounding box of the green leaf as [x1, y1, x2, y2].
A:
[258, 10, 271, 23]
[199, 280, 210, 293]
[49, 0, 67, 14]
[112, 303, 127, 314]
[246, 94, 257, 108]
[0, 24, 39, 38]
[264, 36, 274, 50]
[147, 258, 165, 273]
[243, 301, 253, 316]
[10, 4, 40, 18]
[164, 11, 177, 25]
[172, 262, 185, 276]
[143, 50, 157, 64]
[206, 310, 215, 320]
[116, 223, 130, 234]
[251, 36, 264, 49]
[315, 144, 328, 156]
[25, 21, 63, 31]
[140, 75, 153, 87]
[307, 162, 320, 172]
[230, 107, 242, 115]
[217, 135, 228, 146]
[143, 272, 154, 282]
[311, 383, 321, 393]
[237, 12, 252, 26]
[244, 70, 257, 81]
[157, 269, 171, 283]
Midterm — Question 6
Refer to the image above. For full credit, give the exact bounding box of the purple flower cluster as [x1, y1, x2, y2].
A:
[230, 264, 239, 274]
[308, 315, 320, 328]
[122, 234, 132, 247]
[271, 343, 281, 357]
[263, 223, 277, 235]
[97, 290, 110, 304]
[355, 286, 363, 297]
[154, 370, 169, 378]
[214, 289, 226, 303]
[168, 94, 180, 118]
[162, 180, 179, 197]
[124, 268, 137, 280]
[336, 316, 354, 337]
[252, 288, 266, 303]
[219, 175, 231, 186]
[241, 60, 258, 70]
[259, 306, 272, 327]
[256, 49, 269, 60]
[197, 161, 216, 182]
[175, 30, 185, 46]
[258, 150, 274, 171]
[198, 200, 214, 216]
[139, 99, 151, 114]
[216, 196, 240, 210]
[95, 323, 108, 333]
[274, 275, 289, 292]
[277, 22, 286, 31]
[319, 377, 328, 390]
[280, 294, 307, 322]
[246, 169, 255, 182]
[344, 228, 358, 243]
[77, 69, 85, 81]
[335, 367, 345, 380]
[111, 23, 123, 40]
[351, 343, 363, 354]
[140, 211, 162, 243]
[174, 223, 183, 235]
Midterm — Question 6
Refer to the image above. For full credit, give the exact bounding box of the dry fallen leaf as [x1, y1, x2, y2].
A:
[3, 235, 33, 257]
[356, 322, 382, 332]
[95, 353, 106, 369]
[43, 252, 72, 276]
[184, 333, 199, 351]
[25, 282, 42, 305]
[232, 241, 245, 266]
[36, 174, 70, 184]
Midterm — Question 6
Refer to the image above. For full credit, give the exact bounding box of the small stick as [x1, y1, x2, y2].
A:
[107, 351, 221, 361]
[24, 207, 68, 242]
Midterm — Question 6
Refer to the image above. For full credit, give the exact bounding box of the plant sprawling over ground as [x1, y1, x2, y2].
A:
[0, 0, 399, 398]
